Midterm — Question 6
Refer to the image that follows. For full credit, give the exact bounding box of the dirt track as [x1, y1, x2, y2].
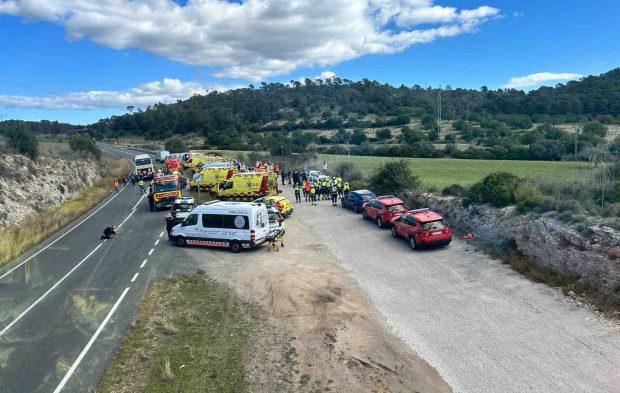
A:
[181, 202, 451, 392]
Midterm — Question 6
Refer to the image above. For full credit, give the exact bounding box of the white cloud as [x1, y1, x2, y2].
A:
[317, 71, 336, 80]
[0, 79, 238, 109]
[0, 0, 500, 81]
[501, 72, 583, 89]
[512, 11, 524, 17]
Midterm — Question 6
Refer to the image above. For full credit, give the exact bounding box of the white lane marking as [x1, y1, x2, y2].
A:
[0, 189, 125, 281]
[159, 231, 164, 238]
[148, 248, 154, 256]
[140, 259, 147, 268]
[154, 239, 160, 246]
[117, 208, 137, 229]
[131, 192, 147, 211]
[52, 287, 130, 393]
[130, 273, 139, 282]
[0, 244, 103, 337]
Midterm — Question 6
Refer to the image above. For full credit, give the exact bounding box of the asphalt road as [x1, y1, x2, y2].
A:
[0, 145, 197, 393]
[280, 185, 620, 393]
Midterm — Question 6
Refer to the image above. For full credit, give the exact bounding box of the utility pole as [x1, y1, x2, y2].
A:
[437, 86, 442, 136]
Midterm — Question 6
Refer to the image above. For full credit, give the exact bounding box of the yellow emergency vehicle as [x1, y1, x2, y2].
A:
[254, 195, 293, 216]
[214, 172, 280, 201]
[152, 174, 182, 210]
[190, 166, 238, 191]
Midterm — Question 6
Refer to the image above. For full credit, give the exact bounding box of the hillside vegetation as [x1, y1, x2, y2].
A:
[89, 68, 620, 161]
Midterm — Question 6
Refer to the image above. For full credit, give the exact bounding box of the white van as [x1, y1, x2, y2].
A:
[134, 154, 154, 179]
[170, 201, 269, 253]
[158, 150, 170, 163]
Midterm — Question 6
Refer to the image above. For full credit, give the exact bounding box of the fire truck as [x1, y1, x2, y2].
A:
[151, 174, 182, 211]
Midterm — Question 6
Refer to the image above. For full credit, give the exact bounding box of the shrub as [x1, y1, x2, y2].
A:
[165, 137, 187, 153]
[331, 161, 363, 181]
[368, 160, 421, 195]
[69, 133, 101, 160]
[468, 172, 520, 207]
[442, 184, 466, 196]
[7, 125, 38, 160]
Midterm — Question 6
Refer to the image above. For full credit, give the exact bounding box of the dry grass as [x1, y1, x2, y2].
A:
[0, 154, 131, 267]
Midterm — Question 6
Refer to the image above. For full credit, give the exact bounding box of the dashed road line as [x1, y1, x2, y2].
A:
[52, 287, 130, 393]
[0, 244, 103, 337]
[140, 259, 147, 268]
[148, 248, 154, 256]
[154, 239, 160, 246]
[159, 231, 164, 238]
[130, 273, 139, 283]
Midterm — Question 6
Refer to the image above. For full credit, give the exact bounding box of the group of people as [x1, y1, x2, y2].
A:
[293, 174, 350, 206]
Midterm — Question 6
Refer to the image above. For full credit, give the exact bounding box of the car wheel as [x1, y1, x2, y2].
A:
[341, 199, 345, 208]
[362, 210, 368, 220]
[229, 241, 242, 253]
[391, 226, 397, 238]
[353, 204, 359, 213]
[376, 217, 383, 228]
[175, 237, 186, 247]
[409, 236, 418, 250]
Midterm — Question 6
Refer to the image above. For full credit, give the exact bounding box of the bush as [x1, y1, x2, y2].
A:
[331, 161, 362, 181]
[7, 126, 38, 160]
[69, 133, 101, 159]
[165, 137, 187, 153]
[368, 160, 421, 195]
[468, 172, 520, 207]
[442, 184, 466, 196]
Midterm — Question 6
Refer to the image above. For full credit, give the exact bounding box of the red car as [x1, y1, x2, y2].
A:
[362, 195, 409, 228]
[390, 208, 452, 249]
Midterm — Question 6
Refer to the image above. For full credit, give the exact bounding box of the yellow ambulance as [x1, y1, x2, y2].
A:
[190, 166, 238, 191]
[213, 172, 280, 201]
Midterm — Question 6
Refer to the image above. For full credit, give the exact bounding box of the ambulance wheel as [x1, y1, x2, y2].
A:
[229, 241, 242, 253]
[175, 237, 187, 247]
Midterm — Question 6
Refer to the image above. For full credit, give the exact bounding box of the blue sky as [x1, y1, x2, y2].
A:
[0, 0, 618, 125]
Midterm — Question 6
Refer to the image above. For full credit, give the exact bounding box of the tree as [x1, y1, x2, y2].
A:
[69, 133, 101, 159]
[7, 125, 38, 160]
[165, 137, 187, 153]
[350, 129, 368, 145]
[368, 160, 421, 195]
[333, 128, 351, 144]
[376, 128, 392, 140]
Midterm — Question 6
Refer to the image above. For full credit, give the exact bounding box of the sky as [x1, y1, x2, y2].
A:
[0, 0, 618, 125]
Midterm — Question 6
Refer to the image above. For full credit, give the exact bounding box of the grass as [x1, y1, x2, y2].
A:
[202, 149, 592, 189]
[0, 154, 131, 267]
[96, 274, 254, 393]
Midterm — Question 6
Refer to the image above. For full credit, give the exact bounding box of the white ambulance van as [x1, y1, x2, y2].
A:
[169, 201, 269, 253]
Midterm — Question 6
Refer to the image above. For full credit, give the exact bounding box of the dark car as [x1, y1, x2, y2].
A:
[341, 189, 376, 213]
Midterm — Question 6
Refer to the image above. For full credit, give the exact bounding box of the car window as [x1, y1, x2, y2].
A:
[360, 194, 372, 200]
[421, 220, 447, 231]
[405, 216, 416, 226]
[185, 214, 198, 226]
[386, 204, 405, 212]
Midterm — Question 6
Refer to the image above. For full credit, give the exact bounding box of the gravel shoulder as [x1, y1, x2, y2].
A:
[279, 185, 620, 393]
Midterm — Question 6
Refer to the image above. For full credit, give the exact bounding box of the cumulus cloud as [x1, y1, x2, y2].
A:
[317, 71, 336, 80]
[501, 72, 583, 89]
[0, 78, 237, 109]
[0, 0, 500, 80]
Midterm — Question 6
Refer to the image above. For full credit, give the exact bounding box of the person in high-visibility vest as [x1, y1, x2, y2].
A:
[310, 185, 317, 205]
[138, 179, 146, 194]
[330, 185, 338, 206]
[336, 176, 343, 196]
[294, 183, 301, 203]
[303, 181, 311, 202]
[343, 182, 350, 198]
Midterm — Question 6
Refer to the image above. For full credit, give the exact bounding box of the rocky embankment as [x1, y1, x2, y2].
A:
[0, 154, 104, 227]
[403, 191, 620, 302]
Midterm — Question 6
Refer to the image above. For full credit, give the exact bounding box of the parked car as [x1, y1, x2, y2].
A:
[362, 195, 408, 228]
[341, 190, 376, 213]
[390, 208, 452, 249]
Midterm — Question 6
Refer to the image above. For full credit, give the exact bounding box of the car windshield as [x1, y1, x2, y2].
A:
[135, 158, 152, 166]
[154, 180, 179, 192]
[421, 220, 447, 231]
[174, 203, 193, 212]
[386, 204, 406, 212]
[360, 194, 373, 200]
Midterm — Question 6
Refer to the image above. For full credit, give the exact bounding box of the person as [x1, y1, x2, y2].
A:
[138, 178, 146, 194]
[100, 225, 117, 240]
[148, 187, 155, 211]
[336, 176, 343, 196]
[303, 180, 310, 202]
[131, 173, 136, 185]
[322, 160, 328, 173]
[287, 170, 292, 184]
[330, 184, 338, 206]
[343, 182, 350, 198]
[320, 178, 329, 200]
[281, 171, 286, 185]
[294, 182, 301, 203]
[113, 178, 120, 193]
[310, 184, 317, 205]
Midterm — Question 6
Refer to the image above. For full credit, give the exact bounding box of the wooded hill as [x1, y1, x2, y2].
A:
[85, 67, 620, 160]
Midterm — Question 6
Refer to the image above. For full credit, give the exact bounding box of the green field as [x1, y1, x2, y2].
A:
[204, 150, 592, 189]
[318, 155, 592, 189]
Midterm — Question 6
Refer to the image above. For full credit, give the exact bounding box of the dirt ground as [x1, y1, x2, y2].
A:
[182, 212, 451, 393]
